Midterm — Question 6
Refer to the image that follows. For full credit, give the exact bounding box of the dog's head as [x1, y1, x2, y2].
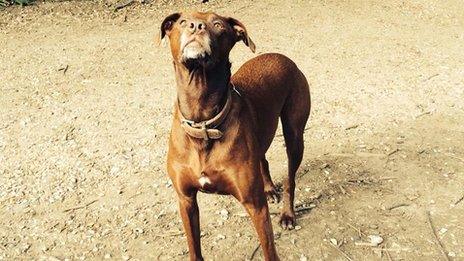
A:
[158, 11, 255, 69]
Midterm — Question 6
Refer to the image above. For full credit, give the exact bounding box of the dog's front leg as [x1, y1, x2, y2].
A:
[244, 200, 279, 261]
[178, 192, 203, 261]
[238, 175, 280, 261]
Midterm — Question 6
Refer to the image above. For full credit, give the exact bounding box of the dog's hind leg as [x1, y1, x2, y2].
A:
[279, 71, 310, 229]
[260, 158, 280, 203]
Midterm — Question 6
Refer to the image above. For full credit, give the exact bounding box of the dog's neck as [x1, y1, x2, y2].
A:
[174, 60, 231, 122]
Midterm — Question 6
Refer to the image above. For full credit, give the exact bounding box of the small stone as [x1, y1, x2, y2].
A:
[219, 209, 229, 219]
[294, 225, 302, 231]
[104, 254, 111, 259]
[330, 238, 338, 245]
[300, 254, 308, 261]
[217, 234, 226, 240]
[122, 255, 130, 261]
[368, 235, 383, 246]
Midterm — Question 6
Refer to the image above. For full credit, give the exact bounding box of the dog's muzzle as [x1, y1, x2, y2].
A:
[180, 34, 212, 61]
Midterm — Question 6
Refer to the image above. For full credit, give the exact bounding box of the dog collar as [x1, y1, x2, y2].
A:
[179, 85, 238, 140]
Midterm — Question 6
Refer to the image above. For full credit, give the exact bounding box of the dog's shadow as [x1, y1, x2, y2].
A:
[270, 153, 386, 219]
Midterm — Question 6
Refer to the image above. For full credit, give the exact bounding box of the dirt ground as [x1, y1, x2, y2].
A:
[1, 0, 463, 260]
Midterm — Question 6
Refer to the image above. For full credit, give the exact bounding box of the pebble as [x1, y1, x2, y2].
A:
[368, 235, 384, 246]
[219, 209, 229, 219]
[330, 238, 338, 245]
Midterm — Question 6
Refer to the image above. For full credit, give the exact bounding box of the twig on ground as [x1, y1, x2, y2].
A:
[345, 124, 359, 130]
[423, 73, 439, 82]
[376, 177, 397, 181]
[234, 3, 252, 13]
[387, 203, 410, 211]
[154, 231, 184, 237]
[329, 152, 386, 158]
[426, 211, 450, 261]
[295, 205, 316, 214]
[58, 64, 69, 74]
[454, 194, 464, 206]
[415, 111, 432, 118]
[347, 222, 366, 237]
[445, 153, 464, 164]
[385, 246, 393, 261]
[339, 184, 346, 194]
[328, 241, 353, 261]
[249, 243, 260, 260]
[387, 148, 399, 156]
[63, 199, 98, 213]
[374, 247, 411, 252]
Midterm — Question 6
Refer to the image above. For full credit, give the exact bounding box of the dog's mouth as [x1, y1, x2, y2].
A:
[180, 35, 213, 67]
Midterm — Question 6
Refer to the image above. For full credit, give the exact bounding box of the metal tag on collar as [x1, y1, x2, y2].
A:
[181, 119, 195, 126]
[201, 122, 209, 140]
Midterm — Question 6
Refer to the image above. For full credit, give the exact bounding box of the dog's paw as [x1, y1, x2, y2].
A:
[264, 185, 281, 204]
[279, 211, 296, 230]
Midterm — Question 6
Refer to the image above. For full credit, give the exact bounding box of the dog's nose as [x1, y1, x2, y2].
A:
[188, 20, 206, 33]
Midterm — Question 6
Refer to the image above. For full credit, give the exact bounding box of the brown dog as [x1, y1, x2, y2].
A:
[160, 11, 310, 261]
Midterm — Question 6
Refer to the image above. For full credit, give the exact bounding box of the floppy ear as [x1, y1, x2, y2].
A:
[156, 12, 181, 46]
[228, 17, 256, 53]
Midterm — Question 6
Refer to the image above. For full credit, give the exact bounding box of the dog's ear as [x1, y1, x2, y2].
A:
[156, 12, 181, 46]
[228, 17, 256, 53]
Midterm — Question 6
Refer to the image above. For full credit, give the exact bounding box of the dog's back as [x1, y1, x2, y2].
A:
[232, 53, 311, 154]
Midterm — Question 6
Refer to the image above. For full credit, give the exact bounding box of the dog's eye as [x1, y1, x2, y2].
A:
[214, 21, 223, 29]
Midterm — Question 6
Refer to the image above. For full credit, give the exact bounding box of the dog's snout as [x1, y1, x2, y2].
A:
[187, 20, 206, 33]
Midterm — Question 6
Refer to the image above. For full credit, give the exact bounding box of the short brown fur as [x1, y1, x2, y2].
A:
[160, 11, 310, 261]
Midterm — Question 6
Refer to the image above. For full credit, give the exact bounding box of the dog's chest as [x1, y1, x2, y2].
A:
[195, 169, 231, 195]
[176, 136, 245, 195]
